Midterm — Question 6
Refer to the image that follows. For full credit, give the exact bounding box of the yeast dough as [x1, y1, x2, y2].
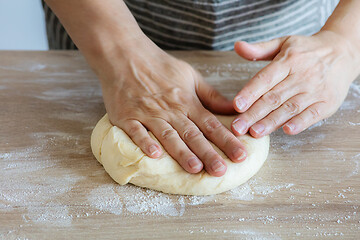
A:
[91, 114, 270, 195]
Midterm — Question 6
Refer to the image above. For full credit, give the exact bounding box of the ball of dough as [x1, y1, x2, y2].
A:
[91, 114, 270, 195]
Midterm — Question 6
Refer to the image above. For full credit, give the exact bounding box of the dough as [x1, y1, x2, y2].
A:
[91, 114, 270, 195]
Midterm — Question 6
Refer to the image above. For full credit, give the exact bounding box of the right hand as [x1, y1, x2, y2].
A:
[91, 37, 247, 177]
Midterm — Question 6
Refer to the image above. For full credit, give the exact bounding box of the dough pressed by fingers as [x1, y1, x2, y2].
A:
[91, 114, 270, 195]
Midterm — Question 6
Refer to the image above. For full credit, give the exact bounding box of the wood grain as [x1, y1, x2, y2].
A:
[0, 51, 359, 239]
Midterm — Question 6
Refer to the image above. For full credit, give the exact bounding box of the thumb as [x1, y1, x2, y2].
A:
[196, 77, 235, 115]
[234, 36, 288, 61]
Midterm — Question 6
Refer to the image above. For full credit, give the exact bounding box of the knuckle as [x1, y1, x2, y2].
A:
[138, 138, 150, 148]
[309, 107, 321, 119]
[126, 122, 143, 136]
[267, 117, 279, 127]
[221, 132, 233, 144]
[203, 116, 222, 134]
[183, 127, 202, 142]
[262, 91, 282, 107]
[177, 149, 188, 160]
[284, 46, 301, 61]
[160, 128, 178, 140]
[248, 111, 260, 123]
[203, 150, 219, 162]
[241, 87, 256, 99]
[283, 101, 301, 115]
[254, 72, 266, 82]
[208, 88, 219, 100]
[225, 138, 239, 150]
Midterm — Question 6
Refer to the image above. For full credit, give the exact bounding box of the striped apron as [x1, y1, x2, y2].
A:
[42, 0, 339, 50]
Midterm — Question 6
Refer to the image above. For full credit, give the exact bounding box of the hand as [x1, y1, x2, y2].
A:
[96, 39, 247, 177]
[231, 31, 360, 137]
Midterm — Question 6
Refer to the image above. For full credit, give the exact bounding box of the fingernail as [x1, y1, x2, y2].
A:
[233, 119, 247, 135]
[188, 157, 202, 170]
[149, 145, 160, 156]
[233, 148, 247, 161]
[285, 122, 296, 131]
[211, 160, 226, 173]
[235, 97, 247, 111]
[252, 123, 265, 135]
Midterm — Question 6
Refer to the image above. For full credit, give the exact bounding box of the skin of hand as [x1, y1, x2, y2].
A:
[44, 0, 247, 177]
[101, 39, 248, 177]
[231, 0, 360, 138]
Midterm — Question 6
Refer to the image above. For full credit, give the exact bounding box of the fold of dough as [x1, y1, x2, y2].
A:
[91, 114, 270, 195]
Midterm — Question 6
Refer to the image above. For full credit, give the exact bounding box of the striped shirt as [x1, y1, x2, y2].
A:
[43, 0, 339, 50]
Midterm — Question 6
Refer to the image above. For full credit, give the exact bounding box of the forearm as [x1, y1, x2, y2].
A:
[321, 0, 360, 54]
[44, 0, 149, 68]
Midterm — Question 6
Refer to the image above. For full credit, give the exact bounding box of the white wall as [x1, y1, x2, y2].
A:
[0, 0, 48, 50]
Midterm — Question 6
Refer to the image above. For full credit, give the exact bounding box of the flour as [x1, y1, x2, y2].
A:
[188, 195, 214, 205]
[2, 150, 56, 174]
[229, 182, 255, 201]
[340, 99, 358, 111]
[85, 176, 297, 218]
[307, 119, 326, 130]
[192, 227, 280, 240]
[88, 185, 123, 215]
[349, 121, 360, 126]
[350, 82, 360, 98]
[36, 86, 102, 101]
[229, 178, 294, 201]
[29, 64, 47, 72]
[0, 134, 84, 227]
[273, 132, 326, 152]
[88, 184, 185, 217]
[24, 205, 72, 227]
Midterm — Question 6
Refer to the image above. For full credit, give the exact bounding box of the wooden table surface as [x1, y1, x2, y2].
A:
[0, 51, 359, 239]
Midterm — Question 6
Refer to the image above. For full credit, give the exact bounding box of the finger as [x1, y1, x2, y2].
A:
[234, 37, 288, 61]
[188, 106, 247, 163]
[196, 75, 235, 115]
[170, 114, 228, 177]
[232, 74, 300, 135]
[121, 120, 162, 158]
[144, 118, 204, 174]
[248, 94, 310, 137]
[233, 61, 290, 113]
[282, 102, 329, 135]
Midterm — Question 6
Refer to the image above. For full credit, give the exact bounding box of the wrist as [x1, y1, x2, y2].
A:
[316, 30, 360, 75]
[86, 32, 165, 85]
[319, 26, 360, 59]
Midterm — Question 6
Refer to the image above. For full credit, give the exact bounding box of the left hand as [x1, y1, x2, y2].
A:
[231, 30, 360, 137]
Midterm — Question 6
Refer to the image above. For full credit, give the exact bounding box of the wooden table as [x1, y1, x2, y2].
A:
[0, 51, 359, 239]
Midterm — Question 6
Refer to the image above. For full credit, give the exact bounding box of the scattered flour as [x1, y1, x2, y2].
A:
[24, 205, 72, 227]
[0, 133, 85, 227]
[29, 64, 46, 72]
[229, 178, 294, 201]
[229, 182, 255, 201]
[88, 184, 185, 217]
[350, 82, 360, 98]
[86, 177, 297, 217]
[307, 120, 326, 130]
[348, 122, 360, 126]
[275, 133, 326, 152]
[88, 185, 123, 215]
[188, 195, 214, 205]
[36, 86, 102, 101]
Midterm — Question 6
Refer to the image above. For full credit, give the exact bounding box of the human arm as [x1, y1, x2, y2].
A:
[231, 0, 360, 137]
[44, 0, 247, 176]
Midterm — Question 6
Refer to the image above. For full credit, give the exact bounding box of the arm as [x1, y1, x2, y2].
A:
[231, 0, 360, 137]
[44, 0, 247, 177]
